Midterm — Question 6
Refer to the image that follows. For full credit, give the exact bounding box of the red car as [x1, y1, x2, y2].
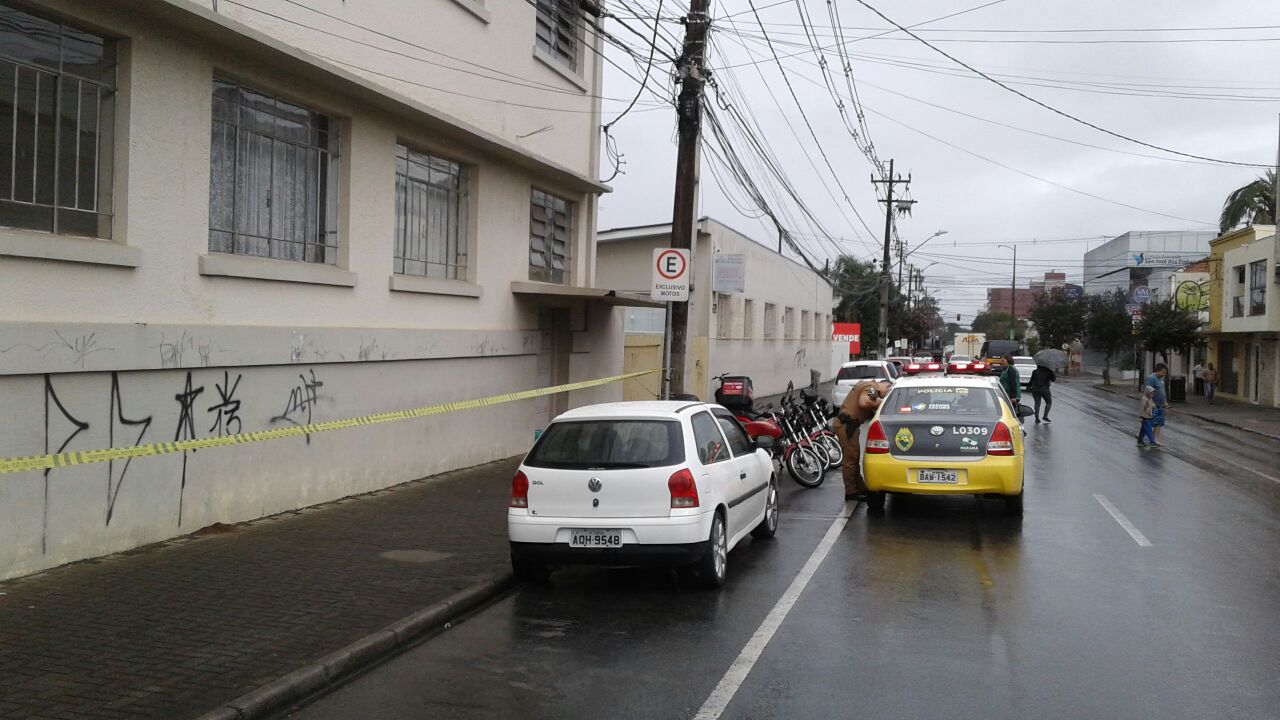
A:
[945, 355, 987, 375]
[903, 356, 943, 375]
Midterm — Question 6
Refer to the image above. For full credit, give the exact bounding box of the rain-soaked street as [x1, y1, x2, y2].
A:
[283, 380, 1280, 720]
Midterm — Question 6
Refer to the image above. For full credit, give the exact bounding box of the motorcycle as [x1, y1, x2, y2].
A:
[713, 374, 825, 488]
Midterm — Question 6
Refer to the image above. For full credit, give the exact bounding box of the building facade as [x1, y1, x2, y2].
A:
[1083, 230, 1215, 298]
[597, 218, 840, 400]
[986, 287, 1041, 319]
[0, 0, 638, 579]
[1206, 226, 1278, 406]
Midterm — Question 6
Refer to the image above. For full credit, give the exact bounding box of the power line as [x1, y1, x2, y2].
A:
[849, 0, 1272, 168]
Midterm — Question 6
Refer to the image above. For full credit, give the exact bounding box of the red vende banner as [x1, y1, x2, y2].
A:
[832, 322, 861, 354]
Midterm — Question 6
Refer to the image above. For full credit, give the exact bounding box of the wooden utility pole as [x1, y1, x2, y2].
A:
[667, 0, 711, 397]
[872, 160, 912, 359]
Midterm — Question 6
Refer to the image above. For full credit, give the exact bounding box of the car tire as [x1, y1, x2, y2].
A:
[511, 552, 551, 583]
[684, 511, 728, 589]
[751, 478, 780, 540]
[865, 491, 886, 513]
[1004, 491, 1024, 517]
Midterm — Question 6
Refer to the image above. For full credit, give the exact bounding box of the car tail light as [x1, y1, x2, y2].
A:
[907, 364, 920, 370]
[510, 470, 529, 508]
[973, 363, 985, 371]
[866, 421, 890, 453]
[987, 423, 1014, 456]
[669, 468, 700, 508]
[929, 363, 940, 370]
[955, 363, 968, 369]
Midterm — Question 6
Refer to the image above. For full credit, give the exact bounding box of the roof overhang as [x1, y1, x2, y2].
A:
[136, 0, 608, 195]
[510, 281, 664, 308]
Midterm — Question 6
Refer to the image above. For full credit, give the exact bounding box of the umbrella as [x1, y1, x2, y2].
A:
[1034, 349, 1067, 369]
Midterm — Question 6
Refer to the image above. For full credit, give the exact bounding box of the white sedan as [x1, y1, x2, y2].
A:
[1012, 356, 1039, 388]
[508, 401, 779, 589]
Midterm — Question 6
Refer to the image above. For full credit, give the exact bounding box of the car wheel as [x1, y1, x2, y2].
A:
[685, 511, 728, 589]
[511, 552, 550, 583]
[752, 478, 779, 539]
[786, 446, 825, 488]
[1004, 491, 1024, 517]
[865, 491, 886, 513]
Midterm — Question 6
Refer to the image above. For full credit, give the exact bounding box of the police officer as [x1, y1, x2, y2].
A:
[832, 379, 890, 502]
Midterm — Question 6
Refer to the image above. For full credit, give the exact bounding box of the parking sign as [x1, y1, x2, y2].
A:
[652, 248, 690, 302]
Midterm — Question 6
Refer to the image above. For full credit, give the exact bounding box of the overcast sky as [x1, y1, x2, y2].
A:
[594, 0, 1280, 323]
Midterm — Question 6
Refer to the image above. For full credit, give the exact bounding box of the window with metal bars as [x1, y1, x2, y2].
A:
[534, 0, 580, 72]
[529, 188, 571, 284]
[208, 78, 340, 264]
[0, 3, 115, 239]
[394, 144, 468, 279]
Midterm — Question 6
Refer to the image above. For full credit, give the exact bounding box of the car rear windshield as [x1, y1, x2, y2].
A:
[882, 386, 1001, 418]
[837, 365, 884, 381]
[981, 340, 1022, 358]
[525, 420, 685, 469]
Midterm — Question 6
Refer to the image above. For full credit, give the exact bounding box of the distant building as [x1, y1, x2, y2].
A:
[1083, 231, 1216, 299]
[1030, 271, 1067, 291]
[986, 288, 1041, 319]
[1206, 226, 1278, 406]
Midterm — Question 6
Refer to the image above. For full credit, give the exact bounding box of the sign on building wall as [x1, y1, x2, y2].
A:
[832, 322, 861, 355]
[651, 248, 690, 302]
[712, 253, 746, 293]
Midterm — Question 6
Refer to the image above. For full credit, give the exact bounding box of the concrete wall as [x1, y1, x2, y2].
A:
[0, 1, 620, 579]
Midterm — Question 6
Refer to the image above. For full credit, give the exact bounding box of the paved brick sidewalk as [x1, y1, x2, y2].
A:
[0, 457, 517, 720]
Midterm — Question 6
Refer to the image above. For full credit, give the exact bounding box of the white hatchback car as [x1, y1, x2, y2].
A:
[508, 401, 779, 589]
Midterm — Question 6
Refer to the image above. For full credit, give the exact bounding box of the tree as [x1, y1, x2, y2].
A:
[1084, 290, 1132, 385]
[1219, 170, 1275, 234]
[1136, 298, 1203, 366]
[972, 310, 1028, 341]
[1030, 289, 1086, 349]
[829, 255, 914, 356]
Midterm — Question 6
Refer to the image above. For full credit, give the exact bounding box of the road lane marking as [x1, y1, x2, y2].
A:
[1093, 493, 1153, 547]
[693, 502, 854, 720]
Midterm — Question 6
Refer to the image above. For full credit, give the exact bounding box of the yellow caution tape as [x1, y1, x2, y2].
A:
[0, 369, 661, 475]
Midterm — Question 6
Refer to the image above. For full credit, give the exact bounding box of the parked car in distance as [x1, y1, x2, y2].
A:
[977, 339, 1025, 375]
[945, 355, 987, 375]
[1012, 356, 1038, 387]
[886, 356, 912, 374]
[903, 357, 943, 375]
[832, 360, 896, 406]
[508, 401, 779, 589]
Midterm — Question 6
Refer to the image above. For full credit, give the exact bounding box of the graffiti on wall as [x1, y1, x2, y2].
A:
[35, 367, 325, 552]
[1174, 280, 1210, 312]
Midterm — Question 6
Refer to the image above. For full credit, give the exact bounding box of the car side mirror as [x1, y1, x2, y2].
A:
[1017, 404, 1035, 419]
[754, 436, 775, 450]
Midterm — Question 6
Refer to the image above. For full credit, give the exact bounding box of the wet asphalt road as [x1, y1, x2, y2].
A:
[284, 380, 1280, 720]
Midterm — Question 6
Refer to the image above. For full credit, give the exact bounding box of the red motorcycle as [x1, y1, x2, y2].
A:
[713, 374, 825, 487]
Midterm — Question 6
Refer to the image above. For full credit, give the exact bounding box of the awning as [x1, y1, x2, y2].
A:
[510, 281, 664, 308]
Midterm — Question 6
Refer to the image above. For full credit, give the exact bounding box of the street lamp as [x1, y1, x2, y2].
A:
[997, 243, 1017, 340]
[899, 230, 948, 288]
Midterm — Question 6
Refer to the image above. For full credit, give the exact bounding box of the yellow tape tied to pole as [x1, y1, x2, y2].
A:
[0, 369, 661, 476]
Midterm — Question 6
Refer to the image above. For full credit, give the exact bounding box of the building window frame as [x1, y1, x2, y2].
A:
[208, 77, 341, 266]
[529, 187, 572, 284]
[533, 0, 582, 74]
[783, 306, 795, 340]
[1248, 259, 1266, 316]
[0, 3, 117, 241]
[743, 298, 755, 340]
[1231, 264, 1247, 318]
[393, 143, 469, 281]
[763, 302, 777, 340]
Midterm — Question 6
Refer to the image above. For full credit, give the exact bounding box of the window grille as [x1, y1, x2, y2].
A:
[209, 78, 340, 264]
[529, 188, 571, 284]
[0, 3, 115, 238]
[535, 0, 579, 71]
[394, 144, 467, 279]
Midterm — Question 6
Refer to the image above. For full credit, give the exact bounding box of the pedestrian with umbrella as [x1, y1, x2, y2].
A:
[1027, 358, 1057, 423]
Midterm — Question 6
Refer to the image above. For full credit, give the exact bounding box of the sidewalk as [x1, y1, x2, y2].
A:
[1084, 372, 1280, 441]
[0, 457, 518, 720]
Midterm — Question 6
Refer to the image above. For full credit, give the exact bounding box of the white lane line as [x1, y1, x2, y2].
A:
[1093, 493, 1153, 547]
[693, 502, 854, 720]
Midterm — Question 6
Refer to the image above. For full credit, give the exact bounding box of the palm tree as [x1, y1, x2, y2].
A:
[1219, 170, 1275, 234]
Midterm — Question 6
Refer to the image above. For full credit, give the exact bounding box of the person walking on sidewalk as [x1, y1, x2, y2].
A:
[1202, 363, 1219, 404]
[1028, 362, 1056, 423]
[999, 354, 1022, 409]
[1145, 363, 1169, 446]
[1193, 361, 1205, 396]
[1137, 385, 1157, 448]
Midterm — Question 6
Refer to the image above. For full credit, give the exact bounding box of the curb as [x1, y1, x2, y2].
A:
[1088, 384, 1280, 441]
[191, 573, 517, 720]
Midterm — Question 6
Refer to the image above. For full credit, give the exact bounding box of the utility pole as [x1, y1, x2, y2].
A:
[872, 160, 912, 359]
[667, 0, 711, 397]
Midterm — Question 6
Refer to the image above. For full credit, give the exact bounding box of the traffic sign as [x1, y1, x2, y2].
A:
[652, 248, 690, 302]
